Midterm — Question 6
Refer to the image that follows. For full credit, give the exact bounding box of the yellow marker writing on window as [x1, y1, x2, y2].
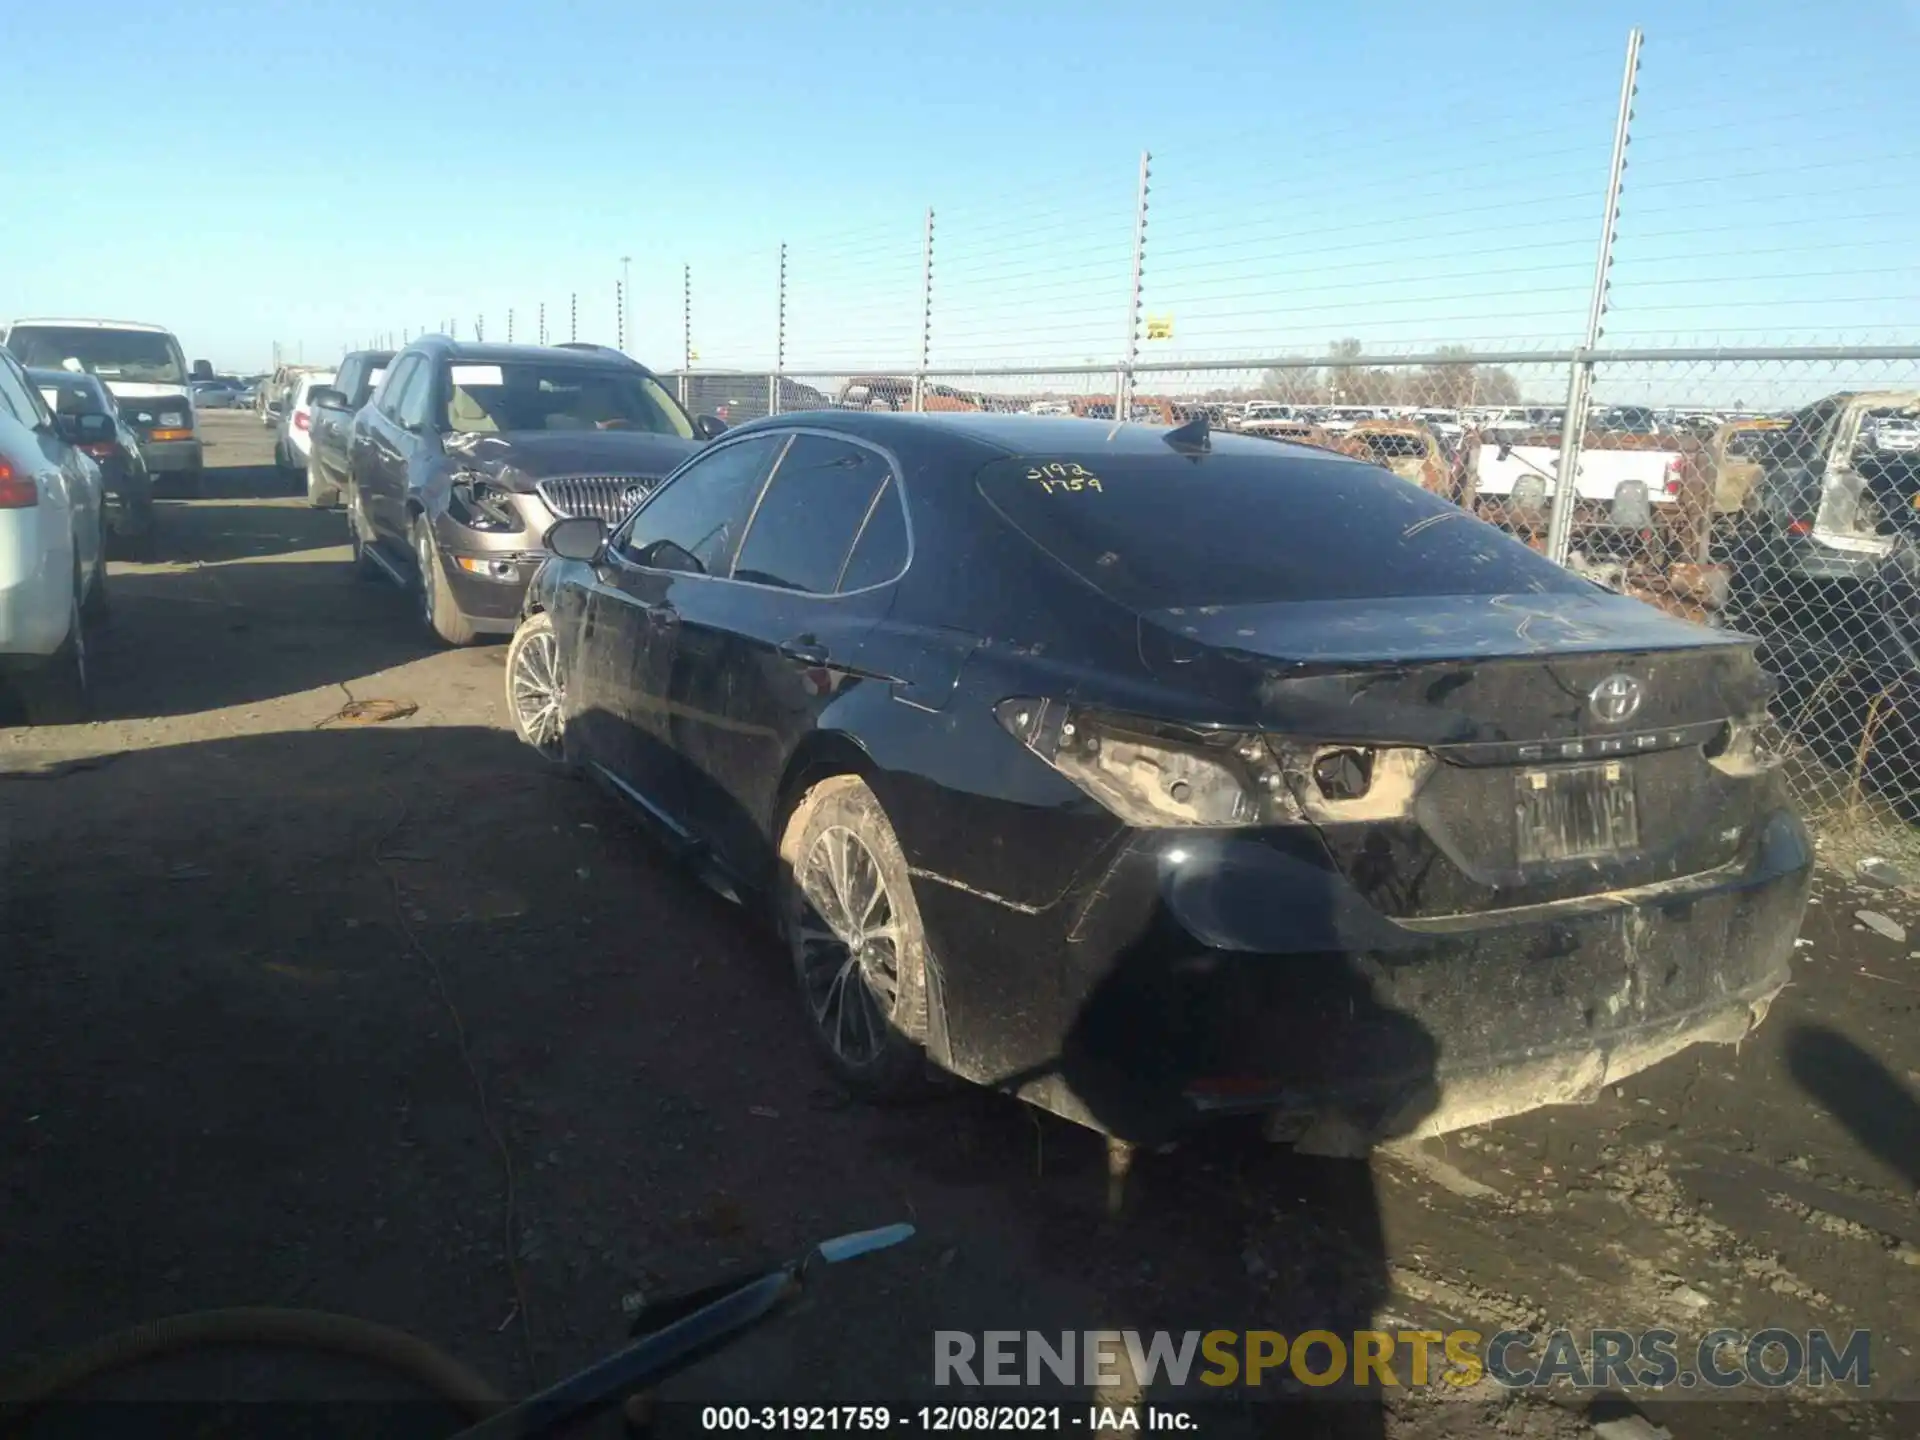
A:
[1028, 461, 1103, 494]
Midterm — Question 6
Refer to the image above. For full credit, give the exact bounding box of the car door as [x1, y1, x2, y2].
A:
[314, 356, 362, 477]
[572, 433, 789, 836]
[665, 431, 911, 883]
[359, 355, 422, 547]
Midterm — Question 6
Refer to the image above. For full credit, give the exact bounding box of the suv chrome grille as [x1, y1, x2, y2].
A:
[536, 475, 658, 524]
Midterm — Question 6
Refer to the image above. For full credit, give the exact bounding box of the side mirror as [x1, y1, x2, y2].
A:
[1496, 441, 1513, 461]
[694, 413, 729, 440]
[545, 515, 608, 562]
[309, 386, 351, 411]
[191, 359, 214, 382]
[73, 413, 115, 444]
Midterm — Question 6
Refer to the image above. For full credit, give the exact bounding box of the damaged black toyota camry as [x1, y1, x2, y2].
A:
[507, 412, 1811, 1148]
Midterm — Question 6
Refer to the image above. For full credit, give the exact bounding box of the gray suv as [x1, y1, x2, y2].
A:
[342, 338, 726, 645]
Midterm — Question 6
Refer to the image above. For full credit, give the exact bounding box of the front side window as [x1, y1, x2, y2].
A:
[378, 356, 420, 419]
[731, 435, 893, 594]
[444, 361, 693, 438]
[6, 326, 186, 385]
[618, 434, 786, 575]
[396, 365, 436, 430]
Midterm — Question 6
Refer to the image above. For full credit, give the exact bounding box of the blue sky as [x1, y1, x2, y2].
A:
[7, 0, 1915, 399]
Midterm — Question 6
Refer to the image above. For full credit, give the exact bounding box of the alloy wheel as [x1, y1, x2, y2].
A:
[509, 628, 566, 757]
[415, 526, 436, 626]
[794, 825, 903, 1067]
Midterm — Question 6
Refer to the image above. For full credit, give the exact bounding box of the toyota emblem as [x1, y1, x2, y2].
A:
[1589, 673, 1644, 724]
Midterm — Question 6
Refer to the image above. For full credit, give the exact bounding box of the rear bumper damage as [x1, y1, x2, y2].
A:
[906, 802, 1811, 1147]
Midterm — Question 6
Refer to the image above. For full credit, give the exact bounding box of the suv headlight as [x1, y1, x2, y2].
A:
[994, 699, 1431, 828]
[449, 473, 525, 532]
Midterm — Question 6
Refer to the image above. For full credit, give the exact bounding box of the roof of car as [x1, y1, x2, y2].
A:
[408, 337, 652, 370]
[742, 409, 1349, 464]
[9, 318, 175, 333]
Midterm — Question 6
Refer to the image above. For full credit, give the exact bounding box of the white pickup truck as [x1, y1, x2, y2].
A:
[1473, 431, 1700, 560]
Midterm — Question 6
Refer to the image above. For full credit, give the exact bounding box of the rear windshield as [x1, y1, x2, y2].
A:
[976, 450, 1585, 609]
[8, 326, 186, 384]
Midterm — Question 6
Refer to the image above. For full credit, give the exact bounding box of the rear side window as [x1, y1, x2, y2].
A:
[839, 480, 909, 591]
[731, 435, 892, 594]
[975, 449, 1586, 610]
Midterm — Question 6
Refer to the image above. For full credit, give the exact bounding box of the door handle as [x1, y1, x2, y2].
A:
[777, 637, 829, 666]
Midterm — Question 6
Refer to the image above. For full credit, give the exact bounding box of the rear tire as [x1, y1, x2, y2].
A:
[777, 775, 933, 1101]
[347, 485, 381, 580]
[22, 577, 90, 725]
[83, 545, 109, 622]
[414, 517, 477, 647]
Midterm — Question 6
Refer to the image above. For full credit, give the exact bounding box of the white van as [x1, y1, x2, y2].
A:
[3, 319, 204, 495]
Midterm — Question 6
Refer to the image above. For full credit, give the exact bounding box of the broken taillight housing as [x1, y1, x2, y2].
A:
[994, 699, 1432, 828]
[1705, 712, 1783, 775]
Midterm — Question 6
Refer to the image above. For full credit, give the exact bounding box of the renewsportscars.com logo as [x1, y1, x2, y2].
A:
[933, 1328, 1873, 1392]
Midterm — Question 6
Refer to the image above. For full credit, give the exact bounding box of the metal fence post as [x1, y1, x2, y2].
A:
[507, 309, 515, 344]
[1546, 28, 1641, 566]
[771, 241, 787, 418]
[680, 265, 692, 409]
[615, 282, 625, 353]
[914, 208, 934, 413]
[1117, 150, 1151, 417]
[570, 293, 577, 343]
[538, 302, 546, 345]
[475, 315, 484, 343]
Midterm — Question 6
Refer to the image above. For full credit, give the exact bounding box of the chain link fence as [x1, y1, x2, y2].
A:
[337, 20, 1920, 852]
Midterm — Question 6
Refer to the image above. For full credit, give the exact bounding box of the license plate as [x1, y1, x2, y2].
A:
[1515, 761, 1639, 864]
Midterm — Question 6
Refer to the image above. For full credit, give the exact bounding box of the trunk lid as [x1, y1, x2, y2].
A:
[1143, 592, 1773, 917]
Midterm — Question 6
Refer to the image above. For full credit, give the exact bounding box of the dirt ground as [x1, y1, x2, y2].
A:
[2, 413, 1918, 1438]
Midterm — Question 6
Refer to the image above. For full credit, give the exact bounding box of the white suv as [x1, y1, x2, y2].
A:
[0, 348, 107, 721]
[275, 370, 337, 476]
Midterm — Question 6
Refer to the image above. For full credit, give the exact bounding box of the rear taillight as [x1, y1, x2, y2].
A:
[1663, 457, 1684, 496]
[293, 410, 310, 431]
[0, 462, 37, 508]
[1787, 519, 1814, 536]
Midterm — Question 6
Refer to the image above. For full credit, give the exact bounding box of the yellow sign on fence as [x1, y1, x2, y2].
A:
[1145, 315, 1174, 340]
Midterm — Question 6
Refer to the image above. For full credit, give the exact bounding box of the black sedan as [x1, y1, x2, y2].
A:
[27, 367, 155, 558]
[508, 413, 1812, 1148]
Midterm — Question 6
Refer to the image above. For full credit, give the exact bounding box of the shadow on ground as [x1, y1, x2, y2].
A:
[0, 722, 1438, 1437]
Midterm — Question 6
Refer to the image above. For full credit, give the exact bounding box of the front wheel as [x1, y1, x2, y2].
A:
[777, 775, 934, 1101]
[504, 612, 572, 765]
[306, 460, 341, 509]
[413, 517, 477, 647]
